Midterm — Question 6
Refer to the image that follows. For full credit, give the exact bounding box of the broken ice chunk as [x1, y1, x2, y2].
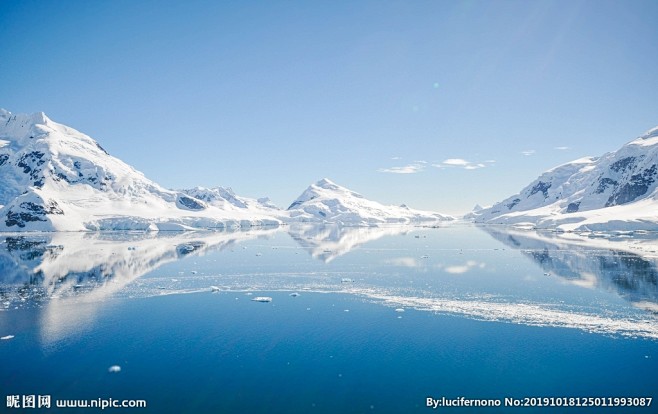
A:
[1, 335, 14, 340]
[108, 365, 121, 373]
[210, 286, 221, 292]
[252, 296, 272, 303]
[341, 278, 354, 283]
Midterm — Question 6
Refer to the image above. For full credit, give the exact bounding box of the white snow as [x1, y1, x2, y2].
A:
[0, 110, 453, 231]
[472, 125, 658, 231]
[0, 109, 284, 231]
[287, 178, 453, 225]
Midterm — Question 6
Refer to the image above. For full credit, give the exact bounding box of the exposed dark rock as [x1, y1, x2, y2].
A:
[4, 200, 64, 228]
[596, 177, 618, 194]
[288, 195, 317, 210]
[530, 181, 552, 198]
[178, 195, 205, 210]
[566, 201, 581, 213]
[95, 142, 109, 155]
[506, 198, 521, 210]
[0, 154, 8, 166]
[606, 165, 657, 206]
[609, 156, 636, 173]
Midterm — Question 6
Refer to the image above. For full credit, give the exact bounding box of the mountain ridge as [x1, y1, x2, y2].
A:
[0, 109, 452, 231]
[470, 125, 658, 231]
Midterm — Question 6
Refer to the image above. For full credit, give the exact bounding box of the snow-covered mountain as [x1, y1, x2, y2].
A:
[0, 109, 281, 231]
[181, 186, 280, 212]
[287, 178, 453, 225]
[471, 126, 658, 231]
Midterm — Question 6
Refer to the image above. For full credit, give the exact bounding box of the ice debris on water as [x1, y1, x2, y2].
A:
[108, 365, 121, 373]
[395, 308, 405, 313]
[290, 292, 300, 297]
[1, 335, 15, 340]
[420, 255, 429, 259]
[252, 297, 272, 302]
[341, 278, 354, 283]
[210, 286, 221, 292]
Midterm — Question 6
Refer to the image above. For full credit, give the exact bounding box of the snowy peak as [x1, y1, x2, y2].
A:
[287, 178, 453, 224]
[0, 109, 282, 231]
[288, 178, 363, 211]
[473, 125, 658, 230]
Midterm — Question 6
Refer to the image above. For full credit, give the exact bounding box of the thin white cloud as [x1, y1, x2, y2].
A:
[391, 156, 402, 160]
[442, 158, 470, 166]
[554, 146, 570, 150]
[378, 162, 426, 174]
[464, 163, 486, 170]
[521, 150, 536, 156]
[436, 158, 487, 170]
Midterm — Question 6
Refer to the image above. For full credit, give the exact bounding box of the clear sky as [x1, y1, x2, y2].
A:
[2, 0, 657, 214]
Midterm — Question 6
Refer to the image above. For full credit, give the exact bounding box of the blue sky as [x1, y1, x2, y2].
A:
[2, 0, 657, 214]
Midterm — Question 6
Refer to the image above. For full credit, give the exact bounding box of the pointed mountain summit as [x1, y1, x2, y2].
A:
[287, 178, 453, 225]
[472, 125, 658, 231]
[0, 109, 280, 231]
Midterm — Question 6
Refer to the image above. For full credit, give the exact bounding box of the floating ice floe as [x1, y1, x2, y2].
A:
[341, 278, 354, 283]
[395, 308, 405, 313]
[252, 296, 272, 302]
[290, 292, 300, 297]
[108, 365, 121, 373]
[210, 286, 221, 292]
[1, 335, 15, 340]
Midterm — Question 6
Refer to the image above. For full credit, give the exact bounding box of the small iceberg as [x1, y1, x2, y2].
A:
[341, 278, 354, 283]
[252, 296, 272, 303]
[290, 292, 300, 297]
[395, 308, 405, 313]
[108, 365, 121, 373]
[210, 286, 221, 292]
[1, 335, 14, 340]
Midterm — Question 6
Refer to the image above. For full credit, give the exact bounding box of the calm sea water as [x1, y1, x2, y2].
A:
[1, 224, 657, 413]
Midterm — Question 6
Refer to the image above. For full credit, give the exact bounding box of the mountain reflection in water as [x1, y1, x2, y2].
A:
[1, 224, 658, 343]
[481, 227, 658, 313]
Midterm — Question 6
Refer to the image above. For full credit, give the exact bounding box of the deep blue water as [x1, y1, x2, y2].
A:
[1, 225, 657, 413]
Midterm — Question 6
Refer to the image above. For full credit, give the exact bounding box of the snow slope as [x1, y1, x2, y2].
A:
[0, 109, 281, 231]
[287, 178, 453, 225]
[471, 126, 658, 231]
